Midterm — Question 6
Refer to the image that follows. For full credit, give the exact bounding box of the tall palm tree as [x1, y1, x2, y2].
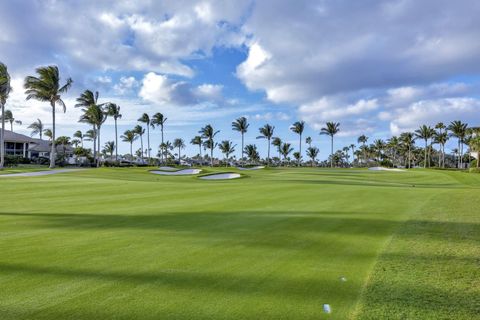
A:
[28, 119, 44, 139]
[357, 134, 368, 165]
[76, 90, 107, 167]
[71, 139, 81, 148]
[199, 124, 219, 167]
[232, 116, 249, 163]
[219, 140, 236, 166]
[387, 136, 400, 166]
[73, 130, 84, 147]
[24, 65, 73, 168]
[448, 120, 468, 169]
[244, 144, 260, 163]
[272, 137, 282, 161]
[43, 128, 53, 141]
[173, 138, 185, 163]
[290, 121, 305, 164]
[121, 129, 137, 160]
[349, 144, 356, 164]
[400, 132, 415, 169]
[190, 136, 203, 160]
[103, 141, 115, 159]
[0, 62, 11, 169]
[280, 142, 293, 162]
[434, 131, 449, 168]
[256, 124, 275, 164]
[2, 110, 22, 132]
[320, 122, 340, 168]
[306, 146, 319, 167]
[373, 139, 385, 162]
[415, 125, 435, 168]
[138, 113, 153, 159]
[152, 112, 167, 164]
[106, 103, 121, 161]
[134, 125, 145, 159]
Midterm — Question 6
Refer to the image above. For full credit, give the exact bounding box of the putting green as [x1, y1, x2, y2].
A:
[0, 167, 477, 319]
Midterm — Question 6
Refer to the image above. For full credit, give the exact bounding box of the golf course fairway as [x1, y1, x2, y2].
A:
[0, 167, 478, 319]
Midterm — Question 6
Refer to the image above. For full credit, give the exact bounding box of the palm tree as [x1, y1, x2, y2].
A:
[434, 131, 449, 168]
[306, 136, 312, 148]
[152, 113, 167, 164]
[73, 130, 84, 147]
[244, 144, 260, 163]
[357, 134, 368, 165]
[400, 132, 415, 169]
[106, 103, 121, 161]
[232, 116, 249, 163]
[320, 122, 340, 167]
[84, 129, 97, 160]
[448, 120, 468, 169]
[387, 136, 399, 166]
[43, 128, 53, 141]
[306, 146, 319, 167]
[138, 113, 153, 159]
[415, 125, 435, 168]
[280, 142, 293, 162]
[0, 62, 11, 169]
[219, 140, 236, 166]
[121, 129, 137, 160]
[272, 137, 282, 161]
[173, 138, 185, 163]
[133, 125, 145, 159]
[2, 110, 22, 132]
[76, 90, 107, 167]
[24, 65, 73, 168]
[160, 140, 173, 163]
[55, 136, 71, 157]
[199, 124, 219, 167]
[468, 131, 480, 168]
[349, 144, 356, 164]
[28, 119, 44, 139]
[373, 139, 385, 163]
[256, 124, 275, 164]
[290, 121, 305, 164]
[190, 136, 203, 161]
[103, 141, 115, 159]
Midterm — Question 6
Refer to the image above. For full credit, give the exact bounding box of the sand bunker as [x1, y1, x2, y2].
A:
[237, 166, 265, 170]
[368, 167, 405, 172]
[199, 173, 241, 180]
[151, 169, 202, 175]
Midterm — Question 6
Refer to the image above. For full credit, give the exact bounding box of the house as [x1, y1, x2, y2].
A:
[1, 130, 73, 159]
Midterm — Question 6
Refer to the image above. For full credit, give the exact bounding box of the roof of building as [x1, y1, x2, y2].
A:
[1, 130, 33, 143]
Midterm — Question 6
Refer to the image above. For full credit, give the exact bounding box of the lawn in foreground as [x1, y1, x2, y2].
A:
[0, 167, 477, 319]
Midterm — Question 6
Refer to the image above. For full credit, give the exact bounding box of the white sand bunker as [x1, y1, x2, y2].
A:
[368, 167, 405, 172]
[157, 166, 178, 171]
[237, 166, 265, 170]
[199, 173, 241, 180]
[151, 169, 202, 175]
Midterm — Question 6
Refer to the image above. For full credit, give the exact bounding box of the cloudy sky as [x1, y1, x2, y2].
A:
[1, 0, 479, 159]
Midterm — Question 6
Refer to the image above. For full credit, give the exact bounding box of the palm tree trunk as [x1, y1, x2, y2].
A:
[147, 125, 150, 159]
[424, 139, 427, 168]
[178, 146, 181, 163]
[114, 118, 118, 161]
[210, 144, 213, 167]
[97, 127, 101, 168]
[330, 136, 334, 168]
[267, 138, 271, 166]
[130, 142, 133, 159]
[199, 145, 202, 161]
[50, 101, 56, 169]
[0, 102, 4, 169]
[161, 127, 164, 164]
[140, 135, 144, 159]
[299, 133, 302, 166]
[241, 133, 244, 165]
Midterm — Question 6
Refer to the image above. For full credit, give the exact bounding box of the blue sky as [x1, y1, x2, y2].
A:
[1, 0, 480, 159]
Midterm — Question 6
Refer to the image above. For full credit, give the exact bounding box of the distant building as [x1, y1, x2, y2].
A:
[1, 130, 73, 159]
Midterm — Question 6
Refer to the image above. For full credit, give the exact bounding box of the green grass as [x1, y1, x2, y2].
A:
[0, 167, 478, 319]
[0, 164, 51, 175]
